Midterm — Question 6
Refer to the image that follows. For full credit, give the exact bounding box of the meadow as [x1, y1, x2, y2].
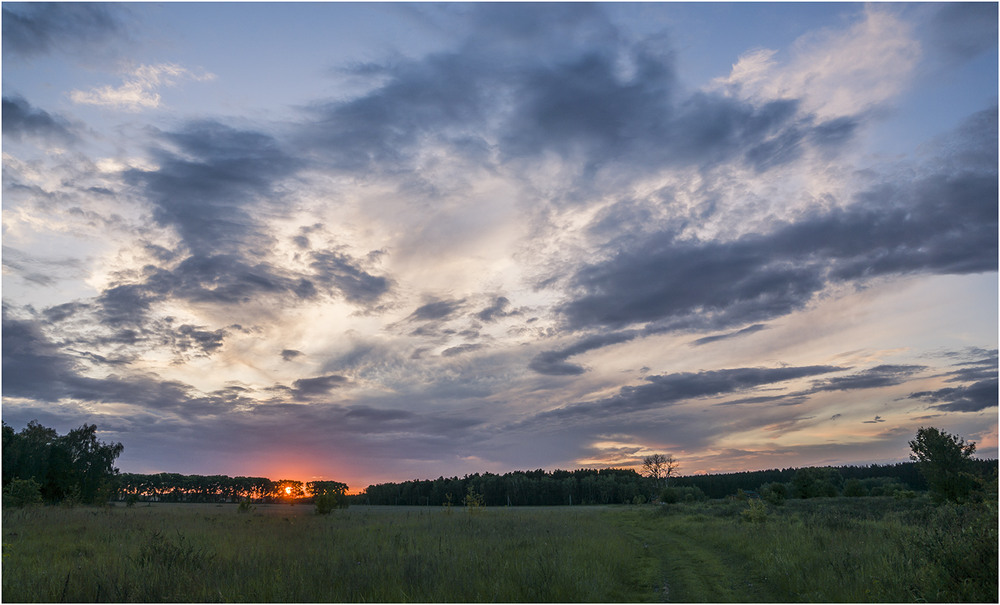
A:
[2, 496, 996, 602]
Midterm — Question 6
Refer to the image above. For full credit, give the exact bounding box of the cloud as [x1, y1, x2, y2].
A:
[560, 108, 997, 332]
[2, 96, 79, 144]
[713, 6, 921, 118]
[690, 324, 768, 347]
[300, 4, 860, 190]
[441, 343, 484, 357]
[807, 365, 926, 392]
[291, 375, 349, 400]
[88, 120, 391, 324]
[529, 330, 640, 376]
[1, 311, 201, 411]
[537, 364, 843, 422]
[2, 3, 125, 60]
[309, 250, 393, 305]
[477, 296, 514, 322]
[408, 298, 466, 322]
[170, 324, 227, 358]
[281, 349, 303, 362]
[908, 379, 998, 413]
[908, 349, 999, 412]
[127, 120, 299, 254]
[71, 63, 215, 112]
[921, 3, 998, 63]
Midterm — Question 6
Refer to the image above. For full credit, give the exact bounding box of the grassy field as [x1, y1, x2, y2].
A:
[3, 497, 996, 602]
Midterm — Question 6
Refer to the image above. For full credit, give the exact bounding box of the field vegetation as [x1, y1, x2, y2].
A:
[3, 423, 996, 602]
[3, 495, 996, 602]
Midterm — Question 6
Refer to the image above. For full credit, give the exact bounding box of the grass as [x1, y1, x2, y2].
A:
[614, 496, 998, 603]
[2, 503, 658, 602]
[3, 497, 996, 602]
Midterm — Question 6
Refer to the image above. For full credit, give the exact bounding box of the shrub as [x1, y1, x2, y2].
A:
[314, 492, 345, 515]
[659, 486, 706, 504]
[3, 478, 42, 508]
[909, 427, 979, 503]
[843, 478, 867, 497]
[463, 486, 485, 513]
[740, 498, 768, 523]
[791, 467, 842, 498]
[237, 499, 255, 514]
[759, 482, 787, 505]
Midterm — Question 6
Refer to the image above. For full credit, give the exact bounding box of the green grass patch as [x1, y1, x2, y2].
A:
[3, 497, 995, 602]
[2, 504, 659, 602]
[613, 496, 998, 602]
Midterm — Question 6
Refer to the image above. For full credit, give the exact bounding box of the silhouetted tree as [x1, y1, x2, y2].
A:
[642, 453, 678, 495]
[909, 427, 979, 502]
[307, 480, 349, 513]
[2, 421, 123, 504]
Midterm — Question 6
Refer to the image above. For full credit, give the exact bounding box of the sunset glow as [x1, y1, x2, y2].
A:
[2, 3, 995, 490]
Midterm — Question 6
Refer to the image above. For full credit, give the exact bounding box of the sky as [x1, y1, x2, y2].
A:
[2, 2, 997, 491]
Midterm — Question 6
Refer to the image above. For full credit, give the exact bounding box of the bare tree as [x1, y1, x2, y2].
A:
[642, 453, 679, 491]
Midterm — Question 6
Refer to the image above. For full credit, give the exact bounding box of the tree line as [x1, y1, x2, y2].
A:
[361, 468, 655, 506]
[5, 420, 992, 508]
[669, 461, 931, 499]
[2, 420, 351, 508]
[3, 421, 123, 505]
[115, 474, 350, 506]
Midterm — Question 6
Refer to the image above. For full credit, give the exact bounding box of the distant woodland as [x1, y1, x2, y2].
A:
[3, 420, 996, 507]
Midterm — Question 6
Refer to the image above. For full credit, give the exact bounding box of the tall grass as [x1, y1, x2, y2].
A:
[618, 496, 998, 602]
[2, 504, 658, 602]
[4, 498, 995, 602]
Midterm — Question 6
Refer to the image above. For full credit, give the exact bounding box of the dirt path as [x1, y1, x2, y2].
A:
[611, 511, 764, 602]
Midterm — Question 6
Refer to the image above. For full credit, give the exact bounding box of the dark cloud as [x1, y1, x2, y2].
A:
[2, 312, 200, 411]
[93, 121, 371, 323]
[171, 324, 226, 357]
[291, 375, 348, 400]
[690, 324, 768, 347]
[476, 296, 513, 322]
[923, 3, 998, 62]
[529, 330, 640, 376]
[907, 349, 998, 412]
[408, 298, 466, 322]
[908, 379, 998, 413]
[2, 246, 84, 288]
[561, 233, 825, 331]
[127, 121, 300, 255]
[309, 250, 392, 305]
[538, 364, 843, 421]
[807, 365, 926, 392]
[301, 5, 854, 184]
[2, 3, 125, 59]
[93, 252, 366, 328]
[2, 96, 78, 144]
[441, 343, 484, 357]
[560, 110, 997, 331]
[281, 349, 303, 362]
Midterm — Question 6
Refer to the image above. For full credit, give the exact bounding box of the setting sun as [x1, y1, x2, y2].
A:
[284, 486, 292, 495]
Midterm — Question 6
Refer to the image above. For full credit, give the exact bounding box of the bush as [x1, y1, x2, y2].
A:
[315, 492, 346, 515]
[759, 482, 787, 505]
[740, 498, 768, 523]
[843, 478, 866, 497]
[3, 478, 42, 508]
[659, 486, 706, 504]
[792, 467, 842, 498]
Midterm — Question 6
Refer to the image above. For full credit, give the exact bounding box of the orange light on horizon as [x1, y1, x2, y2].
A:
[284, 486, 293, 495]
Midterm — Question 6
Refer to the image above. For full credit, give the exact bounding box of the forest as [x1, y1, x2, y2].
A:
[3, 420, 996, 509]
